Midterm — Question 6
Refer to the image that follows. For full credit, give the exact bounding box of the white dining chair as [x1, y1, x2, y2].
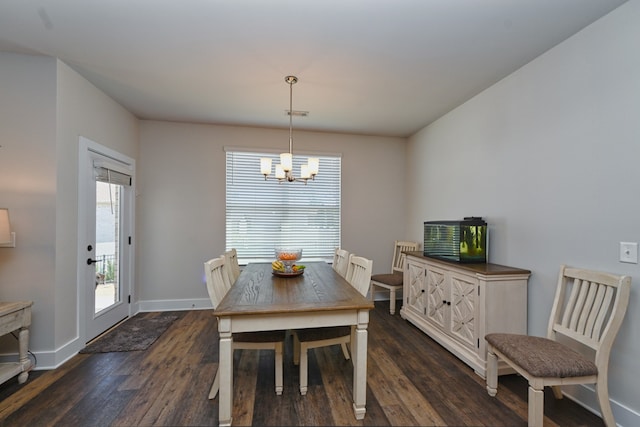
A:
[345, 254, 374, 298]
[204, 256, 286, 399]
[369, 240, 420, 314]
[223, 248, 241, 285]
[332, 248, 350, 278]
[485, 265, 631, 427]
[293, 255, 373, 395]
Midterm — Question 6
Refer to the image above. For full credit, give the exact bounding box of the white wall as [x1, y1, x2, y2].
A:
[0, 52, 138, 367]
[405, 1, 640, 424]
[136, 121, 406, 308]
[55, 60, 138, 362]
[0, 53, 57, 352]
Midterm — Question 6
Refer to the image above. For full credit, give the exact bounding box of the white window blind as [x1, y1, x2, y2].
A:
[225, 148, 341, 263]
[93, 161, 132, 186]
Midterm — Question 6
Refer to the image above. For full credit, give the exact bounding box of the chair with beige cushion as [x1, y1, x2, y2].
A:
[293, 255, 373, 395]
[485, 265, 631, 427]
[369, 240, 420, 314]
[204, 256, 286, 399]
[332, 248, 350, 278]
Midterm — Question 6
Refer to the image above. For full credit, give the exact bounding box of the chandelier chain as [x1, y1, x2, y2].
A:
[288, 76, 294, 155]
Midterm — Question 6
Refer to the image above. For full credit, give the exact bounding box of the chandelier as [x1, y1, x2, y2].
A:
[260, 75, 319, 184]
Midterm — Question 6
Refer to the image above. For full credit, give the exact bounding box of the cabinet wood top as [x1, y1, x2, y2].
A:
[405, 252, 531, 276]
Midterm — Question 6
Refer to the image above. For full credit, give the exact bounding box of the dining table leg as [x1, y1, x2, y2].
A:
[352, 309, 369, 420]
[218, 317, 233, 426]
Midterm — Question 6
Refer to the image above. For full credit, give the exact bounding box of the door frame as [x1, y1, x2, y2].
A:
[77, 136, 135, 343]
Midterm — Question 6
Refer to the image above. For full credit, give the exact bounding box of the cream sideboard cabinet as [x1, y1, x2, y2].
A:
[400, 252, 530, 378]
[0, 301, 33, 385]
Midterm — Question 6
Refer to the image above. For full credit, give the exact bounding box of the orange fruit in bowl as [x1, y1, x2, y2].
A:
[275, 249, 301, 261]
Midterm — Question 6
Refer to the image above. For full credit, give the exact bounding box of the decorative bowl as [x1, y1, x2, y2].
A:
[274, 248, 302, 262]
[273, 248, 303, 274]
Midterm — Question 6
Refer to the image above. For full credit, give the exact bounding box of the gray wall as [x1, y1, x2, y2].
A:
[0, 52, 139, 366]
[135, 120, 406, 309]
[405, 1, 640, 424]
[55, 60, 138, 362]
[0, 53, 57, 353]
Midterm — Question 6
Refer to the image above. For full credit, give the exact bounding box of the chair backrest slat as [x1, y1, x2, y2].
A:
[591, 286, 614, 340]
[559, 275, 580, 327]
[576, 281, 599, 334]
[583, 283, 606, 338]
[566, 279, 591, 331]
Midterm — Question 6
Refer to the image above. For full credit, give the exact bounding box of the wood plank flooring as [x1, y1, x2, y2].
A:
[0, 303, 604, 426]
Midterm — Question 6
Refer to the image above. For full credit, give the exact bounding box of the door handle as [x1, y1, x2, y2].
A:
[87, 258, 102, 265]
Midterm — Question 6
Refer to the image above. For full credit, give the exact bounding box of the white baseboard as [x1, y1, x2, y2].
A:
[136, 297, 212, 312]
[563, 384, 639, 427]
[0, 335, 84, 371]
[370, 289, 396, 302]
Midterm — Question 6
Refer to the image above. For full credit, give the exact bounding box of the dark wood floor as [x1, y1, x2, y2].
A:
[0, 303, 604, 426]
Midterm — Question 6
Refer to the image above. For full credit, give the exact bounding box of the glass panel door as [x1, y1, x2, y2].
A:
[80, 138, 133, 343]
[94, 181, 122, 313]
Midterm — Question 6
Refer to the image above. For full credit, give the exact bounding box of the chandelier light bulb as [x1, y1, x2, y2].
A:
[300, 164, 310, 179]
[280, 152, 292, 172]
[308, 157, 319, 177]
[260, 158, 272, 176]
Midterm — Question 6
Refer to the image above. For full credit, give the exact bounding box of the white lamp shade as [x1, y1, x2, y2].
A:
[275, 164, 285, 179]
[308, 157, 320, 175]
[260, 158, 272, 175]
[0, 208, 11, 244]
[300, 164, 310, 179]
[280, 152, 292, 172]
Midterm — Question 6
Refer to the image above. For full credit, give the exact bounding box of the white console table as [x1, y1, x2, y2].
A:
[401, 253, 530, 377]
[0, 301, 33, 385]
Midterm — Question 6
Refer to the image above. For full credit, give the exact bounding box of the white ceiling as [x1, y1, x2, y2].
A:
[0, 0, 627, 137]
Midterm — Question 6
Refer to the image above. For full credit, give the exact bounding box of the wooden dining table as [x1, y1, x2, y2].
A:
[214, 261, 375, 426]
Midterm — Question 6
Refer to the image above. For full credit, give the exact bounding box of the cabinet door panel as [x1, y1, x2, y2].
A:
[406, 262, 426, 314]
[426, 268, 446, 329]
[449, 273, 476, 348]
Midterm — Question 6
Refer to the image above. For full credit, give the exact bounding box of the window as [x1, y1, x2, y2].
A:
[225, 148, 341, 263]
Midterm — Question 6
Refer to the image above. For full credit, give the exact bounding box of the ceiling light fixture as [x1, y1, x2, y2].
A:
[260, 76, 319, 184]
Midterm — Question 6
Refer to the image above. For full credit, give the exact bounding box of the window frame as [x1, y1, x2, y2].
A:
[225, 147, 341, 264]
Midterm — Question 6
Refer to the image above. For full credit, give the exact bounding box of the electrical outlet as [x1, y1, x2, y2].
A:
[619, 242, 638, 264]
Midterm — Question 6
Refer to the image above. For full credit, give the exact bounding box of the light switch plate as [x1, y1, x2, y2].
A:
[619, 242, 638, 264]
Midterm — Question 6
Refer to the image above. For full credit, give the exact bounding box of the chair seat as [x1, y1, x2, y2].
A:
[371, 271, 403, 287]
[485, 333, 598, 378]
[234, 330, 287, 343]
[295, 326, 351, 342]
